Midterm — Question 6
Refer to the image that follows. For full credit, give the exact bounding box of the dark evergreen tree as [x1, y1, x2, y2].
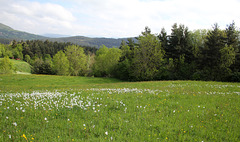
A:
[225, 22, 240, 73]
[158, 28, 168, 54]
[201, 24, 228, 80]
[168, 23, 193, 62]
[130, 27, 165, 81]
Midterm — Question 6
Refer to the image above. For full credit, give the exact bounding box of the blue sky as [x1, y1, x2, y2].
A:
[0, 0, 240, 38]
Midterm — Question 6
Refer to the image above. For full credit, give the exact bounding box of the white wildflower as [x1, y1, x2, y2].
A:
[12, 122, 17, 126]
[105, 131, 108, 135]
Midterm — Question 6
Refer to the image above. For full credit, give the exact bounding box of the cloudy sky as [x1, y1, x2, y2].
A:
[0, 0, 239, 38]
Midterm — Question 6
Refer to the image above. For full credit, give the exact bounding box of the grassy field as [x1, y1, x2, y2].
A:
[0, 74, 240, 141]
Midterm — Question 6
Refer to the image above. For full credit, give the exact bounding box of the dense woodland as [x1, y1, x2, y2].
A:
[0, 22, 240, 82]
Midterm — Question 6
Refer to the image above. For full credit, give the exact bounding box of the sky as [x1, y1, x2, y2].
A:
[0, 0, 240, 38]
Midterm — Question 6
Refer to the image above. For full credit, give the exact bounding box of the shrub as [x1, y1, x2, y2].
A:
[229, 72, 240, 82]
[0, 56, 14, 74]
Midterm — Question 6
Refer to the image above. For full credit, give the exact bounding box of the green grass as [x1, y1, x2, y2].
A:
[0, 74, 122, 92]
[0, 74, 240, 141]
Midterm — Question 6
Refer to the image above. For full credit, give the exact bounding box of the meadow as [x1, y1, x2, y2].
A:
[0, 74, 240, 141]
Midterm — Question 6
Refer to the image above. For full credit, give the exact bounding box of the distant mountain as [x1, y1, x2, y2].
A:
[0, 23, 46, 40]
[0, 23, 13, 30]
[48, 36, 131, 48]
[42, 33, 70, 38]
[0, 23, 135, 48]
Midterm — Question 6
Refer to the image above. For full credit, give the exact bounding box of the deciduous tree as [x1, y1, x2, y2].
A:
[0, 56, 14, 74]
[93, 45, 121, 77]
[65, 45, 87, 76]
[53, 51, 69, 75]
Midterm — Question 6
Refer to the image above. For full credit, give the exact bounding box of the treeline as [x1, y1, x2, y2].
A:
[0, 40, 97, 75]
[113, 22, 240, 82]
[93, 22, 240, 82]
[0, 22, 240, 82]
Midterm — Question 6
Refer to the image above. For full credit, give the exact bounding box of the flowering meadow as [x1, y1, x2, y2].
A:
[0, 74, 240, 141]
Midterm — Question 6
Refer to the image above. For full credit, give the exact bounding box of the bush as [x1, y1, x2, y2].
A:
[191, 71, 202, 81]
[0, 56, 14, 74]
[229, 72, 240, 82]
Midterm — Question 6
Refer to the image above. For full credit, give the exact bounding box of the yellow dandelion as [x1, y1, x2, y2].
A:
[166, 137, 168, 140]
[22, 134, 27, 140]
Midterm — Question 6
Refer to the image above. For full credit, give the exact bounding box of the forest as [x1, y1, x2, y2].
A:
[0, 22, 239, 82]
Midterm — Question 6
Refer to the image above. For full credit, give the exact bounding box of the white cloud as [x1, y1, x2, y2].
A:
[71, 0, 240, 37]
[0, 0, 240, 37]
[0, 0, 76, 35]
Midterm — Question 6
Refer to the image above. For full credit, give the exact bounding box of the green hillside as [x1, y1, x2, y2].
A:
[0, 58, 32, 74]
[11, 59, 32, 74]
[0, 23, 46, 41]
[0, 23, 13, 30]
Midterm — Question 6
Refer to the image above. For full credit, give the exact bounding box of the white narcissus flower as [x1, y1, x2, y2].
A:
[12, 122, 17, 126]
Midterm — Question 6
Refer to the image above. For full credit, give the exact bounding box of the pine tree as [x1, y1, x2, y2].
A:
[131, 27, 165, 81]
